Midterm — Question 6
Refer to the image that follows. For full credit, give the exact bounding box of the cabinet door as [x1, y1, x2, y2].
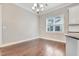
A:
[66, 36, 77, 56]
[69, 5, 79, 32]
[69, 5, 79, 24]
[77, 41, 79, 56]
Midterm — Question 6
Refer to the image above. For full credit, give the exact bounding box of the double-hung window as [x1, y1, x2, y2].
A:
[46, 15, 64, 32]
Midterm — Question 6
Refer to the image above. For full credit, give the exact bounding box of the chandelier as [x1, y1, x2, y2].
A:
[32, 3, 47, 14]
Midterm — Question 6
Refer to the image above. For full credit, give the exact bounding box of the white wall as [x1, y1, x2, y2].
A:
[39, 7, 69, 42]
[2, 4, 39, 44]
[0, 5, 2, 45]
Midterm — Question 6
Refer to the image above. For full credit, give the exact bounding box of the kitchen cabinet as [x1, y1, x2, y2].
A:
[66, 4, 79, 56]
[69, 5, 79, 33]
[66, 35, 78, 56]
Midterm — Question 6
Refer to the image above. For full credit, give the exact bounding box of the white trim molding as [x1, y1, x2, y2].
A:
[0, 37, 66, 48]
[0, 37, 39, 48]
[40, 37, 66, 43]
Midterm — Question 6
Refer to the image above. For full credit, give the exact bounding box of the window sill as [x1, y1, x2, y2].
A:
[46, 31, 64, 34]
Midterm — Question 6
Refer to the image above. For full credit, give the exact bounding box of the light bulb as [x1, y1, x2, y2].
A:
[34, 3, 37, 7]
[32, 7, 35, 10]
[41, 8, 44, 11]
[40, 4, 43, 8]
[36, 9, 39, 12]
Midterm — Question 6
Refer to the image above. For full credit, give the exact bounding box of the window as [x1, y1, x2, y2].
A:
[46, 16, 64, 32]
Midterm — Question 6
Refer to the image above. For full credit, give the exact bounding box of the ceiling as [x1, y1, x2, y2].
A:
[15, 3, 71, 15]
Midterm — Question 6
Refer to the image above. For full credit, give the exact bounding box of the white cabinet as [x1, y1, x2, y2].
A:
[77, 40, 79, 55]
[66, 35, 79, 56]
[69, 5, 79, 33]
[69, 5, 79, 24]
[66, 4, 79, 56]
[66, 36, 78, 56]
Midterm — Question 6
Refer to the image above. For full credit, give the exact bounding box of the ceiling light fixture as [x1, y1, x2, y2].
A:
[32, 3, 48, 14]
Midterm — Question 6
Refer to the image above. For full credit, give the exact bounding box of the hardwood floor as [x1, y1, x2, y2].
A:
[0, 39, 66, 56]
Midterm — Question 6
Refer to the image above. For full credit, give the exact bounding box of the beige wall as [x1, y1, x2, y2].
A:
[0, 5, 2, 45]
[39, 7, 69, 42]
[2, 4, 39, 44]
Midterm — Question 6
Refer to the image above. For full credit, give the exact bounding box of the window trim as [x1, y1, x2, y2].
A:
[46, 15, 64, 33]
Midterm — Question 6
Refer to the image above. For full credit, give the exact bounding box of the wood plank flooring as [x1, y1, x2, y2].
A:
[0, 39, 66, 56]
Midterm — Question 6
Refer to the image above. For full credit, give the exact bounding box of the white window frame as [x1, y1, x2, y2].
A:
[46, 15, 64, 33]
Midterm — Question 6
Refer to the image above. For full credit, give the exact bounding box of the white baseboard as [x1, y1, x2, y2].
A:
[0, 37, 39, 48]
[40, 37, 66, 43]
[0, 37, 66, 48]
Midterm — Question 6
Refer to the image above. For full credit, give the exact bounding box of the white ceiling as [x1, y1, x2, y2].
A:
[15, 3, 71, 15]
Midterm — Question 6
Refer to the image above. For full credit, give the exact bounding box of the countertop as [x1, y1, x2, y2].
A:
[65, 33, 79, 40]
